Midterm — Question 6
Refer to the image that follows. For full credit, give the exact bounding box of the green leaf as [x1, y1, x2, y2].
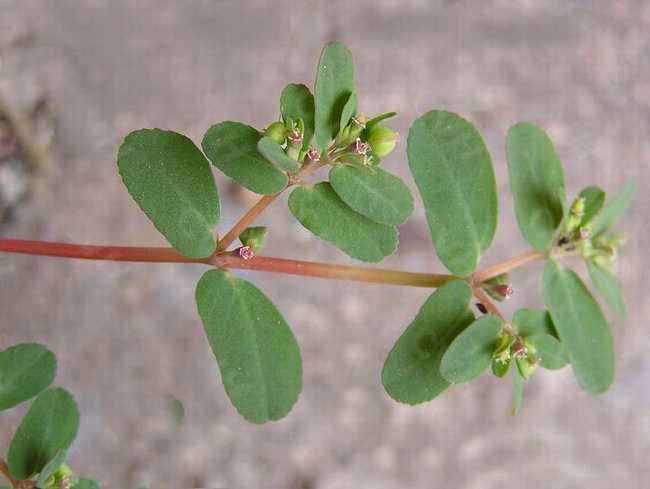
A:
[36, 449, 67, 488]
[527, 334, 568, 370]
[117, 129, 220, 258]
[195, 270, 302, 424]
[381, 280, 474, 404]
[440, 315, 502, 383]
[329, 165, 414, 225]
[202, 122, 288, 195]
[288, 182, 398, 262]
[0, 343, 57, 411]
[338, 92, 357, 136]
[257, 137, 301, 173]
[506, 122, 566, 251]
[590, 183, 634, 237]
[8, 388, 80, 479]
[280, 83, 315, 151]
[512, 308, 557, 338]
[587, 260, 626, 317]
[511, 369, 525, 415]
[407, 110, 497, 276]
[314, 41, 354, 149]
[578, 186, 605, 227]
[75, 479, 100, 489]
[543, 261, 615, 394]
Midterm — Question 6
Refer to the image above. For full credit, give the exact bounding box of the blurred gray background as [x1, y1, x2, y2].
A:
[0, 1, 647, 488]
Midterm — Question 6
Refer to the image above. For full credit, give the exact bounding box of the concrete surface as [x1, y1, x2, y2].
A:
[0, 1, 648, 487]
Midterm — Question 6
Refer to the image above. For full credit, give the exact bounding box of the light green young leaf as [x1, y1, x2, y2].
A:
[314, 42, 354, 149]
[590, 183, 634, 237]
[587, 260, 626, 317]
[543, 261, 615, 394]
[511, 369, 525, 415]
[195, 270, 302, 424]
[202, 121, 288, 195]
[0, 343, 57, 412]
[512, 308, 558, 338]
[440, 315, 502, 383]
[506, 122, 566, 251]
[338, 92, 357, 136]
[329, 165, 414, 225]
[36, 449, 67, 488]
[407, 110, 497, 276]
[117, 129, 220, 258]
[280, 83, 315, 151]
[8, 388, 80, 479]
[257, 137, 301, 173]
[381, 280, 474, 404]
[578, 186, 605, 227]
[288, 182, 398, 262]
[527, 334, 568, 370]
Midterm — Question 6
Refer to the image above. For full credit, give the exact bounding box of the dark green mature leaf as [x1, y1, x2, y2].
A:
[512, 308, 557, 338]
[280, 83, 315, 151]
[329, 165, 414, 225]
[511, 369, 525, 415]
[528, 334, 568, 370]
[36, 449, 67, 488]
[382, 280, 474, 404]
[202, 122, 288, 195]
[407, 110, 497, 276]
[440, 315, 502, 383]
[587, 260, 626, 317]
[8, 388, 80, 479]
[118, 129, 220, 258]
[578, 186, 605, 227]
[543, 261, 615, 394]
[288, 182, 398, 262]
[257, 137, 301, 173]
[314, 41, 354, 149]
[506, 122, 566, 251]
[195, 270, 302, 424]
[75, 479, 100, 489]
[0, 343, 56, 411]
[590, 183, 634, 237]
[338, 92, 357, 136]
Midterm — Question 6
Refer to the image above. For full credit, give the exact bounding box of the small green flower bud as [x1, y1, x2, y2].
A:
[570, 196, 586, 218]
[239, 226, 267, 254]
[366, 125, 398, 158]
[515, 356, 539, 380]
[265, 121, 287, 144]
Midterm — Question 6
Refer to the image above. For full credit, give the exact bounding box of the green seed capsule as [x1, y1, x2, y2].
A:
[366, 125, 398, 158]
[491, 355, 511, 378]
[265, 121, 287, 144]
[515, 356, 538, 380]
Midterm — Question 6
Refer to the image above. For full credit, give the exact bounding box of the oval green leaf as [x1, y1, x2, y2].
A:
[543, 261, 615, 394]
[195, 270, 302, 424]
[0, 343, 57, 412]
[506, 122, 566, 251]
[257, 136, 301, 173]
[8, 388, 80, 479]
[527, 334, 568, 370]
[314, 41, 354, 149]
[440, 315, 502, 383]
[590, 182, 634, 237]
[338, 92, 357, 136]
[578, 186, 605, 227]
[512, 308, 558, 338]
[117, 129, 220, 258]
[288, 182, 398, 262]
[329, 165, 414, 225]
[381, 280, 474, 404]
[587, 260, 626, 317]
[202, 121, 288, 195]
[407, 110, 497, 276]
[36, 449, 67, 488]
[280, 83, 315, 151]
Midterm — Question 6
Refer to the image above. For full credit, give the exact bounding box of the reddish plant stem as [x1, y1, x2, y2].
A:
[472, 250, 546, 284]
[472, 286, 504, 319]
[0, 238, 453, 287]
[0, 458, 17, 488]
